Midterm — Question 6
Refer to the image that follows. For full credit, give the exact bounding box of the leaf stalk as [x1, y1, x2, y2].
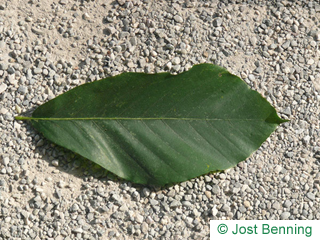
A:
[15, 116, 32, 121]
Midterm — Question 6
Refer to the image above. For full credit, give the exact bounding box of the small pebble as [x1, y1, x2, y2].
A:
[0, 83, 7, 94]
[280, 212, 290, 220]
[213, 18, 222, 27]
[174, 15, 183, 23]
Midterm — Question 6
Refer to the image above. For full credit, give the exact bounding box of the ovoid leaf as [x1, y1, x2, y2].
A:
[16, 64, 287, 186]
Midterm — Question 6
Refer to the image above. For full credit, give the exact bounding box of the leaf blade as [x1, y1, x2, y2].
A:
[23, 64, 286, 185]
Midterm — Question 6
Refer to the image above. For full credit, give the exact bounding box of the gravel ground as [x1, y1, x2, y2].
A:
[1, 0, 320, 239]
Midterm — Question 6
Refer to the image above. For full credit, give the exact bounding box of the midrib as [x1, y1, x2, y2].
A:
[15, 116, 263, 121]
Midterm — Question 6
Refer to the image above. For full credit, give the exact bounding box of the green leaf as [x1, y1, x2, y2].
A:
[16, 64, 287, 186]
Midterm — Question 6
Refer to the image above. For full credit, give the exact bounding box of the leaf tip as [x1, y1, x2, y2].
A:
[265, 111, 289, 125]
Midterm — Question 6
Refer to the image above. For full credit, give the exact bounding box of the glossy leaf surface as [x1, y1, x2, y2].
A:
[16, 64, 287, 186]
